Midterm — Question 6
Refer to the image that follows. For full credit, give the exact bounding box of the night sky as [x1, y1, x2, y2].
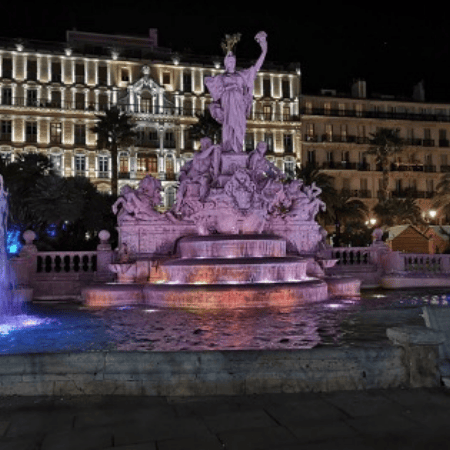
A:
[4, 2, 450, 101]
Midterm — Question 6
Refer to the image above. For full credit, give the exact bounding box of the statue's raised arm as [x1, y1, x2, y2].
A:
[252, 31, 268, 75]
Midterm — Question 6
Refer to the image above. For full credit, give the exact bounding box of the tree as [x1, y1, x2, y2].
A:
[188, 109, 222, 144]
[91, 106, 137, 196]
[433, 172, 450, 219]
[373, 197, 424, 228]
[331, 192, 369, 246]
[0, 153, 56, 229]
[365, 128, 405, 202]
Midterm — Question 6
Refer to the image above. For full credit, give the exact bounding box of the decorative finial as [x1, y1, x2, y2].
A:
[221, 33, 241, 55]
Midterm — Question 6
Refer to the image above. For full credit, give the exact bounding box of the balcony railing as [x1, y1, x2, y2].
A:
[301, 107, 450, 123]
[0, 97, 299, 121]
[381, 190, 435, 199]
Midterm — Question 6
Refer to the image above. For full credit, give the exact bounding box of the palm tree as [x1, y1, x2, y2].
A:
[91, 106, 137, 196]
[331, 192, 369, 246]
[365, 128, 405, 202]
[373, 197, 424, 228]
[433, 172, 450, 219]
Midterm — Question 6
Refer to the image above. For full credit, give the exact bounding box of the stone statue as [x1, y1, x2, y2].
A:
[173, 137, 221, 214]
[282, 180, 325, 222]
[112, 175, 163, 222]
[248, 141, 285, 189]
[205, 31, 267, 153]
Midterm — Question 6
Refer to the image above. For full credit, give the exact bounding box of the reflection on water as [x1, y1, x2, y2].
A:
[1, 288, 450, 354]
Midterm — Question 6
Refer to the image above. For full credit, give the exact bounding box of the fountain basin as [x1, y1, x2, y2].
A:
[144, 279, 328, 309]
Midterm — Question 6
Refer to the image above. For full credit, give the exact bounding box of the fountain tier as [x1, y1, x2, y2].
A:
[177, 234, 286, 259]
[140, 234, 328, 309]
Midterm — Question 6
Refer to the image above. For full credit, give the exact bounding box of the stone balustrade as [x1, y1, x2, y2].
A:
[36, 252, 97, 274]
[10, 228, 450, 300]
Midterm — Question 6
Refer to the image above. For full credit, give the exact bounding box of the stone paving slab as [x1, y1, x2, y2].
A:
[1, 388, 450, 450]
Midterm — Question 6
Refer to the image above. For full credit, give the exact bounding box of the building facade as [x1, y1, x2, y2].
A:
[0, 30, 301, 208]
[301, 80, 450, 224]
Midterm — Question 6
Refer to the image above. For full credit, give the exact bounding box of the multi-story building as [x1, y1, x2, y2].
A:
[301, 80, 450, 224]
[0, 29, 301, 208]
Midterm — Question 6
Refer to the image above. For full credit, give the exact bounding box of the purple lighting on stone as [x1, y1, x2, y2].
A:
[82, 31, 361, 310]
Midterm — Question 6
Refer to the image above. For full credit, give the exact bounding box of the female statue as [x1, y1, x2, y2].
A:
[205, 32, 267, 153]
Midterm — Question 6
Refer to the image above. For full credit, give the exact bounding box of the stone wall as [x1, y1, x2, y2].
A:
[0, 326, 444, 396]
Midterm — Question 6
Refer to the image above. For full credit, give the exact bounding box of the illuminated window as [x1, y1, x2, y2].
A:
[121, 68, 129, 82]
[74, 124, 86, 145]
[119, 153, 129, 173]
[137, 153, 157, 173]
[183, 72, 192, 92]
[98, 93, 108, 111]
[98, 66, 107, 86]
[2, 58, 12, 78]
[0, 120, 11, 142]
[1, 87, 12, 105]
[98, 155, 109, 175]
[263, 78, 271, 97]
[75, 92, 85, 110]
[282, 79, 290, 98]
[162, 72, 171, 85]
[50, 91, 61, 108]
[284, 158, 296, 178]
[166, 154, 175, 179]
[264, 133, 273, 151]
[51, 61, 61, 82]
[25, 122, 37, 143]
[50, 123, 62, 144]
[26, 89, 38, 107]
[75, 155, 86, 174]
[75, 63, 84, 84]
[27, 60, 37, 81]
[283, 134, 293, 153]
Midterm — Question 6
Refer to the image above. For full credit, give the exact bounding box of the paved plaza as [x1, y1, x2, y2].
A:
[1, 387, 450, 449]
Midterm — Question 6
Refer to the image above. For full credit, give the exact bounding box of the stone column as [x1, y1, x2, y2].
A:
[95, 230, 114, 282]
[387, 326, 445, 388]
[13, 230, 38, 288]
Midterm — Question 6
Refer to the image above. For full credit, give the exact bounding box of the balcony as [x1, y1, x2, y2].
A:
[321, 161, 357, 170]
[386, 190, 435, 199]
[301, 107, 450, 123]
[439, 140, 450, 147]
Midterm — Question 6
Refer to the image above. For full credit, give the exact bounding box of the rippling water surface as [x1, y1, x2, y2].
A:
[1, 288, 450, 354]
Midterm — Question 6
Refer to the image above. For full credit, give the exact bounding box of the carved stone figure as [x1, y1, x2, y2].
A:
[173, 137, 221, 214]
[205, 32, 267, 154]
[224, 168, 256, 210]
[112, 175, 163, 222]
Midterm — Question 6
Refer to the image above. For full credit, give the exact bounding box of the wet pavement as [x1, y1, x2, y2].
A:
[1, 387, 450, 449]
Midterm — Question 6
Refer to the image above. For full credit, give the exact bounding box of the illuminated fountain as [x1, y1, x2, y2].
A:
[82, 31, 360, 309]
[0, 175, 46, 335]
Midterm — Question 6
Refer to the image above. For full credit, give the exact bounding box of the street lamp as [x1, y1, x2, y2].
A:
[428, 210, 437, 225]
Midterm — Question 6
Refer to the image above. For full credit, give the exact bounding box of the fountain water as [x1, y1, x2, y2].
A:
[0, 174, 22, 317]
[82, 31, 360, 309]
[0, 175, 49, 336]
